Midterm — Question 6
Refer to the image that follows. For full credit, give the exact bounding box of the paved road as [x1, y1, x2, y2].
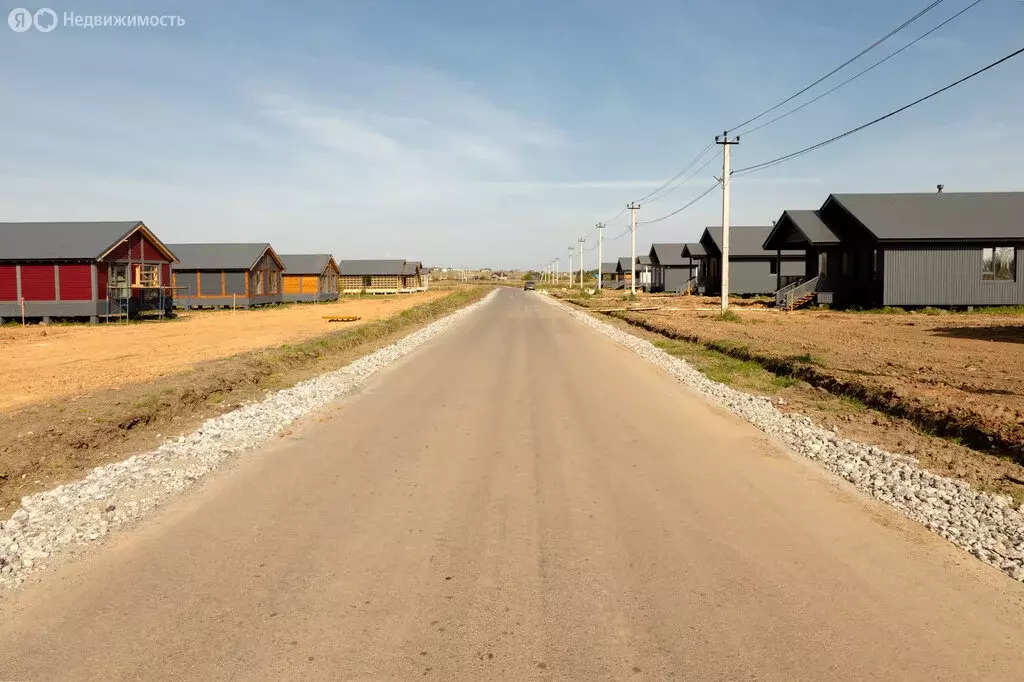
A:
[2, 289, 1023, 680]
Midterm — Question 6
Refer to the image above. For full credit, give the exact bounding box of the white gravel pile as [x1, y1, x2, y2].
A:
[0, 290, 497, 588]
[544, 295, 1024, 582]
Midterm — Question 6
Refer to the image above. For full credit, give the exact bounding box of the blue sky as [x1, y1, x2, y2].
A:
[1, 0, 1022, 269]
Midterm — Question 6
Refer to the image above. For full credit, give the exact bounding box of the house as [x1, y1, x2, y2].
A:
[698, 226, 805, 296]
[636, 255, 653, 291]
[0, 221, 178, 323]
[763, 191, 1024, 308]
[401, 261, 428, 291]
[339, 259, 425, 293]
[169, 243, 285, 309]
[279, 254, 340, 303]
[681, 243, 707, 293]
[649, 243, 698, 293]
[615, 257, 634, 284]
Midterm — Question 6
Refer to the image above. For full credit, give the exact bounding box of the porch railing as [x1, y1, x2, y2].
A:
[776, 275, 820, 310]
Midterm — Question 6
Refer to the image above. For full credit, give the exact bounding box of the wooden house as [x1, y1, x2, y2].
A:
[338, 259, 427, 293]
[0, 221, 178, 323]
[279, 254, 340, 303]
[168, 243, 284, 309]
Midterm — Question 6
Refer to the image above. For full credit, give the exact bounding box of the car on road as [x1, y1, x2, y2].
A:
[524, 280, 536, 291]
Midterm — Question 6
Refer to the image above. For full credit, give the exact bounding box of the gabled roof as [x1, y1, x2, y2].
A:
[763, 210, 840, 250]
[701, 226, 803, 257]
[601, 261, 617, 275]
[338, 259, 406, 276]
[637, 255, 652, 266]
[0, 221, 177, 262]
[168, 243, 282, 271]
[682, 242, 706, 258]
[826, 192, 1024, 242]
[617, 257, 633, 273]
[649, 243, 687, 266]
[401, 261, 422, 276]
[279, 254, 338, 276]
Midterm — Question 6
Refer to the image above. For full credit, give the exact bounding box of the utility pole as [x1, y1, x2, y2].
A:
[577, 237, 586, 290]
[715, 132, 739, 314]
[568, 246, 574, 287]
[627, 203, 640, 295]
[554, 257, 559, 286]
[596, 223, 604, 291]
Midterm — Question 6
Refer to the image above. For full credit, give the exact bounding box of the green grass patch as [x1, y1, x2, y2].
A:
[717, 310, 742, 322]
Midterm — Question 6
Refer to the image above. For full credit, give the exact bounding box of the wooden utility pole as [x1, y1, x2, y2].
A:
[715, 132, 739, 314]
[627, 203, 640, 294]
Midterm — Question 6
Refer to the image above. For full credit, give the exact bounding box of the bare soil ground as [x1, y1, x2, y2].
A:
[0, 293, 444, 413]
[557, 290, 1024, 504]
[0, 288, 486, 516]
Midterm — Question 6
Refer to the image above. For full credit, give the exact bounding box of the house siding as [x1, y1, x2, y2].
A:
[883, 244, 1024, 306]
[662, 266, 696, 293]
[706, 258, 805, 295]
[58, 264, 93, 300]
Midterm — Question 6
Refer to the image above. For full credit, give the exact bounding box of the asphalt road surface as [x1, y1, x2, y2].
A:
[2, 289, 1023, 680]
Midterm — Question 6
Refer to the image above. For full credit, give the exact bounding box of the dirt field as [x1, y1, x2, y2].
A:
[557, 290, 1024, 503]
[0, 293, 444, 412]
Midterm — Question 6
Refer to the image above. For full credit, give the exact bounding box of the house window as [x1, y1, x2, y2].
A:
[362, 275, 373, 288]
[770, 260, 778, 275]
[818, 252, 829, 277]
[269, 271, 278, 294]
[110, 264, 129, 296]
[136, 263, 159, 287]
[982, 247, 1015, 281]
[254, 270, 265, 295]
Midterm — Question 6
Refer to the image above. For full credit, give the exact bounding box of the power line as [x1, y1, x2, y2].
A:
[741, 0, 985, 137]
[646, 149, 722, 203]
[634, 142, 716, 204]
[730, 0, 949, 133]
[733, 44, 1024, 176]
[637, 182, 720, 226]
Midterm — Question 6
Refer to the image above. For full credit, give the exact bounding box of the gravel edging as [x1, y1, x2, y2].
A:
[0, 290, 497, 589]
[541, 293, 1024, 583]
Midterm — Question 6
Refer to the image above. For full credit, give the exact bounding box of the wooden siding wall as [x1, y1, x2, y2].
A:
[20, 264, 56, 300]
[883, 244, 1024, 306]
[57, 264, 92, 300]
[0, 265, 17, 300]
[173, 270, 251, 298]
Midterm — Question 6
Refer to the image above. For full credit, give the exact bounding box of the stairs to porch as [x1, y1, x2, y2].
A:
[775, 276, 820, 311]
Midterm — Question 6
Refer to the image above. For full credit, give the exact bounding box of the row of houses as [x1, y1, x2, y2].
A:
[0, 221, 430, 322]
[618, 191, 1024, 308]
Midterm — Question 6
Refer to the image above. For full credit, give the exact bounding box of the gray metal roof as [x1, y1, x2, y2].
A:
[169, 243, 277, 271]
[0, 221, 176, 261]
[601, 261, 617, 275]
[682, 242, 706, 258]
[828, 192, 1024, 241]
[702, 226, 803, 257]
[637, 255, 652, 266]
[279, 254, 337, 275]
[617, 257, 633, 272]
[401, 261, 422, 276]
[338, 259, 407, 276]
[763, 210, 840, 250]
[649, 243, 687, 266]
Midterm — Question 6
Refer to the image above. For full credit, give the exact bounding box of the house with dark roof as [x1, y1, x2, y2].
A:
[599, 262, 622, 289]
[279, 254, 340, 303]
[648, 243, 698, 293]
[763, 191, 1024, 308]
[0, 221, 178, 323]
[698, 226, 805, 296]
[168, 243, 284, 309]
[338, 259, 426, 293]
[681, 242, 707, 294]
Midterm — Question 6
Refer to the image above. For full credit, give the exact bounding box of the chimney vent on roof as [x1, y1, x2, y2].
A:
[937, 184, 944, 194]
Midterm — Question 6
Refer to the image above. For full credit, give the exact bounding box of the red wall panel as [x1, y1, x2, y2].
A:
[130, 233, 143, 260]
[20, 264, 56, 301]
[103, 230, 169, 263]
[0, 265, 16, 301]
[107, 241, 129, 261]
[161, 263, 170, 287]
[58, 264, 93, 300]
[97, 266, 109, 298]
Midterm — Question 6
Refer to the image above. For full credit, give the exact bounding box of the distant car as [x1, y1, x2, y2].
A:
[524, 280, 536, 291]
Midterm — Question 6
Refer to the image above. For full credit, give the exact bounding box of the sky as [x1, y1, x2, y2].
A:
[0, 0, 1022, 269]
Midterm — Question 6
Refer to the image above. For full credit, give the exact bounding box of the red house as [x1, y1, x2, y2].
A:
[0, 221, 179, 323]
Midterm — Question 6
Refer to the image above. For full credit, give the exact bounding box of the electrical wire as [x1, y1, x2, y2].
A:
[729, 0, 949, 133]
[741, 0, 985, 137]
[636, 182, 720, 226]
[646, 149, 722, 203]
[733, 44, 1024, 176]
[633, 142, 716, 204]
